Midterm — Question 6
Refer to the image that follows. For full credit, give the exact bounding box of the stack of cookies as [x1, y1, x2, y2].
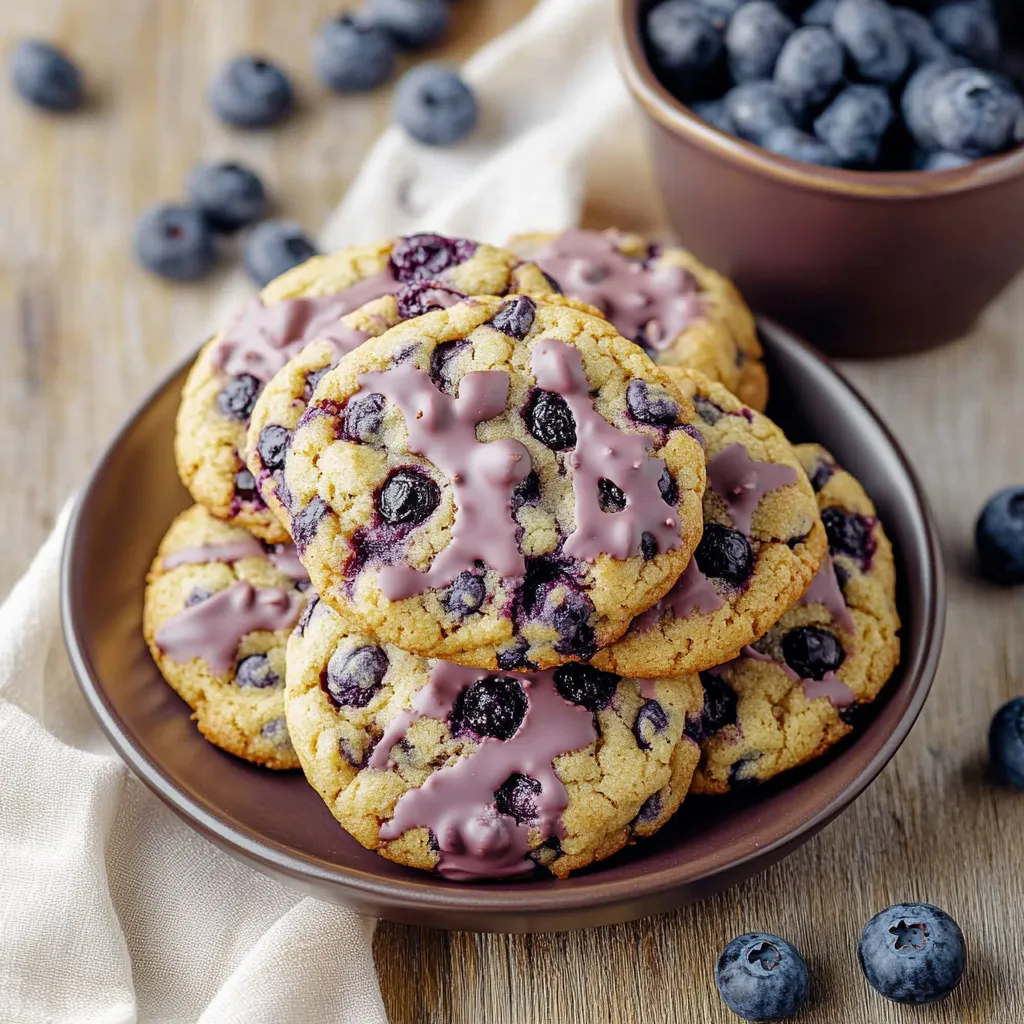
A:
[143, 231, 901, 881]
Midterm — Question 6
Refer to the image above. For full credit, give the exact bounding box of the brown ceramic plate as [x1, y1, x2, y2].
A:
[61, 319, 944, 933]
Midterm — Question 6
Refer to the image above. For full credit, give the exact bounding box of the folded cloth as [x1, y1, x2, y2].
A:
[0, 0, 627, 1019]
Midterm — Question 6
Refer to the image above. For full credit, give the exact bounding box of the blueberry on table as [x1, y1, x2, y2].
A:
[242, 219, 318, 287]
[989, 697, 1024, 788]
[814, 85, 894, 166]
[858, 903, 966, 1005]
[725, 2, 795, 83]
[724, 81, 797, 144]
[715, 932, 809, 1021]
[927, 68, 1022, 157]
[209, 56, 294, 128]
[311, 15, 396, 92]
[774, 26, 845, 113]
[9, 39, 83, 112]
[975, 486, 1024, 583]
[134, 204, 215, 282]
[393, 64, 478, 146]
[833, 0, 910, 86]
[893, 7, 950, 66]
[366, 0, 451, 50]
[187, 162, 267, 233]
[762, 125, 843, 165]
[931, 1, 1000, 67]
[645, 1, 724, 89]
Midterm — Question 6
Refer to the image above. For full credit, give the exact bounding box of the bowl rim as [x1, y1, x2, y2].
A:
[615, 0, 1024, 200]
[60, 319, 946, 927]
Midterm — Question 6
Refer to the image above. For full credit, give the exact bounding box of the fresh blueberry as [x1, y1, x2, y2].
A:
[634, 700, 669, 750]
[323, 644, 390, 708]
[691, 97, 735, 132]
[694, 523, 755, 586]
[235, 654, 280, 689]
[931, 1, 1000, 66]
[548, 589, 598, 659]
[763, 125, 843, 164]
[782, 625, 846, 679]
[917, 148, 972, 169]
[341, 392, 387, 442]
[694, 671, 738, 738]
[9, 39, 83, 112]
[694, 0, 745, 31]
[366, 0, 451, 50]
[525, 390, 577, 450]
[814, 85, 894, 166]
[902, 59, 961, 149]
[859, 903, 966, 1005]
[553, 663, 620, 712]
[802, 0, 839, 26]
[134, 204, 216, 282]
[645, 1, 725, 91]
[291, 496, 329, 553]
[394, 64, 478, 146]
[187, 161, 267, 233]
[893, 7, 950, 66]
[599, 478, 628, 514]
[626, 379, 680, 427]
[243, 219, 318, 287]
[209, 56, 294, 128]
[774, 27, 845, 113]
[449, 677, 528, 740]
[715, 933, 809, 1021]
[377, 469, 441, 526]
[217, 374, 263, 421]
[257, 424, 291, 473]
[443, 571, 486, 618]
[390, 233, 476, 281]
[489, 296, 536, 340]
[822, 506, 876, 566]
[311, 15, 396, 92]
[725, 2, 795, 83]
[724, 82, 797, 144]
[494, 772, 541, 822]
[927, 68, 1021, 157]
[975, 486, 1024, 583]
[989, 697, 1024, 787]
[658, 466, 678, 506]
[832, 0, 910, 85]
[233, 468, 261, 505]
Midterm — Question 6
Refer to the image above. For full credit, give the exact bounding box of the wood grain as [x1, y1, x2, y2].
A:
[2, 3, 1023, 1022]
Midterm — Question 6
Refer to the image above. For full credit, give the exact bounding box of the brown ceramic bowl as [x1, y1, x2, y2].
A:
[61, 319, 944, 933]
[616, 0, 1024, 357]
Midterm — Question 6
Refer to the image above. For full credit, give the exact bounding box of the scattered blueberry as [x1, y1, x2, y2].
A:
[975, 486, 1024, 583]
[133, 204, 216, 282]
[814, 85, 895, 166]
[209, 56, 294, 128]
[494, 772, 541, 822]
[443, 571, 486, 618]
[763, 125, 843, 165]
[692, 97, 735, 132]
[553, 663, 620, 712]
[257, 424, 291, 473]
[932, 1, 1000, 66]
[449, 676, 528, 740]
[311, 15, 396, 93]
[724, 82, 797, 144]
[634, 700, 669, 749]
[893, 7, 950, 65]
[802, 0, 839, 27]
[928, 67, 1021, 156]
[217, 374, 263, 421]
[626, 379, 680, 426]
[822, 506, 877, 566]
[833, 0, 910, 85]
[715, 932, 809, 1021]
[394, 64, 478, 146]
[725, 2, 795, 84]
[323, 644, 390, 708]
[235, 654, 280, 689]
[243, 219, 318, 287]
[645, 0, 725, 92]
[367, 0, 451, 50]
[782, 625, 846, 679]
[9, 39, 83, 112]
[989, 697, 1024, 787]
[342, 392, 387, 442]
[377, 468, 441, 526]
[774, 27, 845, 113]
[694, 523, 755, 586]
[525, 390, 577, 450]
[391, 233, 476, 281]
[599, 478, 628, 514]
[489, 296, 536, 340]
[859, 903, 966, 1005]
[187, 162, 267, 233]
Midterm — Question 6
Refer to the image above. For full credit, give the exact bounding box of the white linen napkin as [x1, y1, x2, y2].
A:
[0, 0, 626, 1021]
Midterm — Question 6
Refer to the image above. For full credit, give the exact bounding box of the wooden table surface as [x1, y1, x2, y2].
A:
[2, 2, 1023, 1022]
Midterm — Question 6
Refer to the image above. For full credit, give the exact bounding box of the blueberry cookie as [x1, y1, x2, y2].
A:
[175, 234, 555, 542]
[285, 599, 703, 879]
[691, 444, 900, 794]
[509, 229, 768, 412]
[284, 296, 707, 670]
[592, 369, 826, 678]
[142, 504, 311, 769]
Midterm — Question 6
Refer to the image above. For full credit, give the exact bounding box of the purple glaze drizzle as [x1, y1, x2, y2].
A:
[706, 444, 798, 536]
[531, 340, 681, 561]
[799, 556, 855, 635]
[738, 644, 855, 709]
[632, 556, 723, 633]
[532, 230, 705, 350]
[161, 537, 264, 570]
[154, 581, 303, 674]
[352, 363, 532, 600]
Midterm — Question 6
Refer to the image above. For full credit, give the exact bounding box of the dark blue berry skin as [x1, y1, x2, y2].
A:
[323, 645, 390, 709]
[893, 8, 950, 66]
[931, 1, 1000, 67]
[235, 654, 280, 689]
[394, 64, 478, 146]
[975, 486, 1024, 583]
[9, 39, 83, 112]
[525, 390, 577, 450]
[774, 27, 845, 113]
[489, 296, 536, 339]
[646, 1, 725, 91]
[814, 85, 894, 166]
[694, 523, 755, 586]
[626, 380, 680, 427]
[367, 0, 451, 50]
[917, 148, 971, 170]
[833, 0, 910, 86]
[311, 16, 396, 92]
[691, 97, 735, 133]
[902, 59, 962, 149]
[443, 572, 486, 618]
[927, 68, 1021, 157]
[859, 903, 966, 1005]
[802, 0, 839, 27]
[553, 663, 620, 712]
[715, 932, 809, 1021]
[989, 697, 1024, 788]
[187, 162, 267, 233]
[134, 204, 216, 282]
[376, 469, 441, 526]
[243, 219, 318, 287]
[782, 625, 846, 679]
[725, 2, 795, 84]
[449, 677, 528, 740]
[209, 56, 294, 128]
[217, 374, 263, 421]
[257, 425, 291, 473]
[695, 0, 744, 31]
[724, 82, 797, 144]
[763, 125, 843, 165]
[494, 773, 541, 822]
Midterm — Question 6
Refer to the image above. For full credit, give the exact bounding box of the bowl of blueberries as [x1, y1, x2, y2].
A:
[616, 0, 1024, 356]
